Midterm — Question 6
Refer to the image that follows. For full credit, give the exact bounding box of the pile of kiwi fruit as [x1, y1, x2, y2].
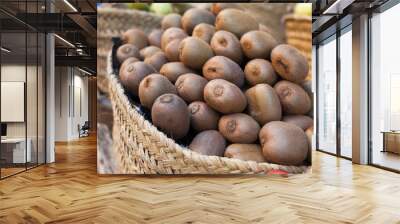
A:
[115, 3, 313, 166]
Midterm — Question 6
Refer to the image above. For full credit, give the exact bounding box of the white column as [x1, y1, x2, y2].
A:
[46, 32, 55, 163]
[352, 14, 369, 164]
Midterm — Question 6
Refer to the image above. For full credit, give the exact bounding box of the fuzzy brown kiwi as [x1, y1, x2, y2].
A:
[151, 94, 190, 139]
[210, 3, 241, 15]
[274, 80, 311, 115]
[175, 73, 207, 103]
[160, 27, 188, 50]
[161, 13, 182, 30]
[203, 79, 247, 114]
[139, 46, 162, 59]
[192, 23, 216, 44]
[189, 130, 226, 156]
[240, 30, 278, 59]
[120, 57, 140, 72]
[164, 39, 182, 62]
[210, 30, 243, 64]
[202, 56, 244, 87]
[148, 29, 163, 48]
[159, 62, 195, 83]
[119, 61, 156, 96]
[215, 9, 258, 38]
[245, 84, 282, 126]
[271, 44, 309, 84]
[144, 52, 168, 71]
[138, 74, 177, 109]
[188, 101, 220, 132]
[181, 8, 215, 35]
[121, 28, 148, 49]
[282, 115, 313, 131]
[259, 121, 308, 165]
[179, 37, 214, 70]
[244, 59, 278, 86]
[116, 44, 140, 63]
[224, 144, 265, 163]
[218, 113, 260, 143]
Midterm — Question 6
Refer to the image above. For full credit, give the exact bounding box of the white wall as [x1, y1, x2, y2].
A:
[54, 67, 89, 141]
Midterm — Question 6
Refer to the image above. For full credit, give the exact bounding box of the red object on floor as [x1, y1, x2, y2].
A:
[267, 169, 289, 175]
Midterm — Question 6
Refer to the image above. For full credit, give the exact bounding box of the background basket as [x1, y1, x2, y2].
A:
[97, 7, 162, 93]
[284, 15, 312, 80]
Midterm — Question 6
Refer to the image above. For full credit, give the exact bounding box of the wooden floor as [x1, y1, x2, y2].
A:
[1, 135, 400, 223]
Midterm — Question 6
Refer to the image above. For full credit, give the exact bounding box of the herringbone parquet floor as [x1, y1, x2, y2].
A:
[1, 135, 400, 224]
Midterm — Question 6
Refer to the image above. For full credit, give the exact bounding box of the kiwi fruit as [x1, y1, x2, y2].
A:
[274, 80, 311, 115]
[305, 126, 313, 164]
[210, 30, 243, 64]
[151, 94, 190, 139]
[181, 8, 215, 35]
[204, 79, 247, 114]
[240, 30, 278, 59]
[148, 29, 163, 48]
[179, 37, 214, 70]
[139, 46, 162, 59]
[259, 121, 308, 165]
[218, 113, 260, 143]
[202, 56, 245, 87]
[144, 52, 168, 71]
[224, 144, 265, 163]
[215, 9, 258, 38]
[189, 130, 226, 156]
[271, 44, 309, 84]
[159, 62, 195, 83]
[192, 23, 216, 43]
[164, 39, 182, 62]
[188, 101, 220, 132]
[120, 57, 139, 72]
[138, 74, 177, 109]
[301, 79, 314, 118]
[161, 13, 182, 30]
[244, 59, 278, 86]
[116, 44, 140, 63]
[119, 61, 156, 96]
[259, 24, 273, 34]
[121, 28, 148, 49]
[282, 115, 313, 131]
[175, 73, 208, 103]
[211, 3, 240, 15]
[245, 84, 282, 125]
[161, 27, 188, 50]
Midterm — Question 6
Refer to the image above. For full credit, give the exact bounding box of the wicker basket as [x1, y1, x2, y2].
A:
[106, 54, 309, 175]
[102, 7, 309, 175]
[284, 15, 312, 80]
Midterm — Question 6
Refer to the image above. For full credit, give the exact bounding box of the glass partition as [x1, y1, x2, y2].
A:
[317, 35, 337, 154]
[0, 0, 46, 179]
[370, 3, 400, 171]
[339, 27, 352, 158]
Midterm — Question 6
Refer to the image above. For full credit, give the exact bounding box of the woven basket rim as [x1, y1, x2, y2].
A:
[106, 51, 310, 174]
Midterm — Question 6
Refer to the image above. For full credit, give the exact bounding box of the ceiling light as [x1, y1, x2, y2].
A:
[63, 0, 78, 12]
[1, 47, 11, 53]
[78, 67, 93, 76]
[54, 34, 75, 48]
